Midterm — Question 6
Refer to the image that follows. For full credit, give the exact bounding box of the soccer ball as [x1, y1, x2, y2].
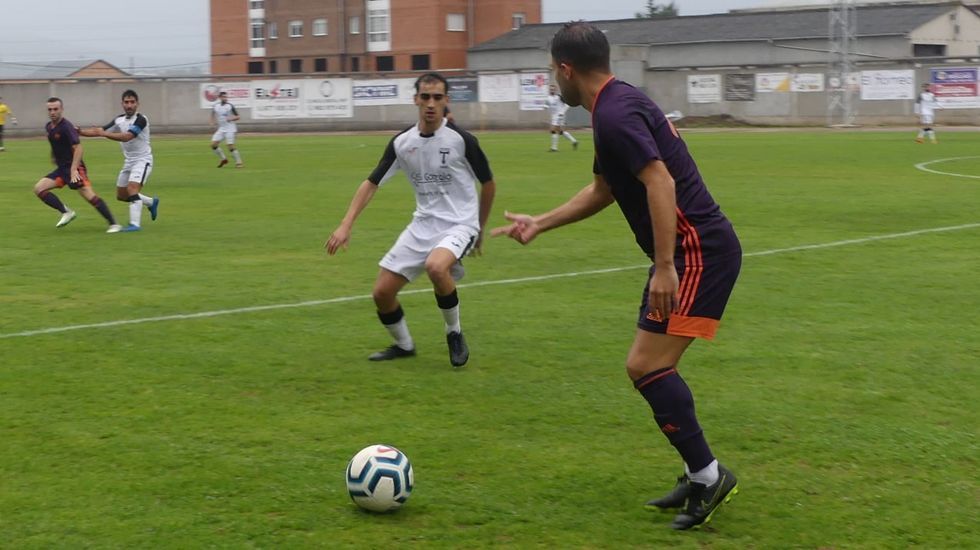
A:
[346, 444, 414, 512]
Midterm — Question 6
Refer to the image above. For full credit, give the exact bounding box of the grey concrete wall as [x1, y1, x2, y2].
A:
[3, 63, 980, 136]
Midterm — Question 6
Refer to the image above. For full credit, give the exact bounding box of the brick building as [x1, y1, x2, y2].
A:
[210, 0, 541, 75]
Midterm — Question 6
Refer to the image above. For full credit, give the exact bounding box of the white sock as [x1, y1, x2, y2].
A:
[928, 130, 936, 140]
[138, 193, 154, 206]
[129, 200, 142, 227]
[563, 131, 577, 144]
[917, 130, 925, 138]
[384, 319, 414, 351]
[441, 305, 461, 334]
[550, 133, 558, 150]
[232, 149, 242, 163]
[213, 148, 226, 160]
[686, 459, 719, 486]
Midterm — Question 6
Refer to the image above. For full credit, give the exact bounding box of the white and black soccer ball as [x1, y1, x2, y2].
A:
[346, 444, 414, 512]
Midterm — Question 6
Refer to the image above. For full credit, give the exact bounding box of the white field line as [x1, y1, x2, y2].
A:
[2, 222, 978, 340]
[914, 156, 980, 180]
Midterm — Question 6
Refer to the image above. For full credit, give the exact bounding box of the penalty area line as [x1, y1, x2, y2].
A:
[1, 222, 978, 339]
[914, 156, 980, 180]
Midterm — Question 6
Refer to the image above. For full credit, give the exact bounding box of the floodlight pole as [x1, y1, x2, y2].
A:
[827, 0, 857, 127]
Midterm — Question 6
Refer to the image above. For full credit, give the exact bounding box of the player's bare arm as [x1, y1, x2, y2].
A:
[70, 143, 83, 183]
[471, 180, 497, 256]
[638, 159, 679, 320]
[491, 174, 614, 244]
[325, 179, 379, 255]
[77, 127, 104, 138]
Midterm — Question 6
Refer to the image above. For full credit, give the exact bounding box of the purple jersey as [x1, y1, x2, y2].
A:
[591, 79, 737, 261]
[46, 117, 84, 170]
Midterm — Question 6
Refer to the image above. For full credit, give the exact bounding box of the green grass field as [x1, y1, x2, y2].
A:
[1, 128, 977, 548]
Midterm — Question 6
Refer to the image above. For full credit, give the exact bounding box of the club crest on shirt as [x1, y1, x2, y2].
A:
[439, 148, 450, 166]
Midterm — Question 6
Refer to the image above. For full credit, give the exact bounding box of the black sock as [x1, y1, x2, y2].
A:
[377, 305, 404, 326]
[88, 196, 116, 224]
[38, 190, 67, 213]
[634, 367, 715, 472]
[434, 288, 459, 310]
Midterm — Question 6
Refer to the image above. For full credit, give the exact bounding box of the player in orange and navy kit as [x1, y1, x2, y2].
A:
[32, 97, 121, 232]
[492, 22, 740, 530]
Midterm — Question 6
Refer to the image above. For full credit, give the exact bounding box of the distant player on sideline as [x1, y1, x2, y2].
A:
[493, 22, 741, 530]
[546, 84, 578, 152]
[210, 91, 243, 167]
[0, 96, 17, 151]
[326, 72, 497, 368]
[33, 97, 121, 232]
[915, 83, 941, 144]
[79, 90, 160, 232]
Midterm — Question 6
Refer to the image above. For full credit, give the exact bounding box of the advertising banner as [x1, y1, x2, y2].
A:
[199, 82, 252, 109]
[930, 67, 980, 108]
[250, 80, 304, 119]
[447, 76, 478, 103]
[827, 72, 860, 92]
[352, 78, 416, 106]
[519, 72, 550, 110]
[756, 73, 791, 93]
[687, 74, 721, 103]
[860, 70, 915, 100]
[791, 73, 825, 92]
[304, 78, 353, 118]
[478, 73, 519, 103]
[724, 74, 755, 101]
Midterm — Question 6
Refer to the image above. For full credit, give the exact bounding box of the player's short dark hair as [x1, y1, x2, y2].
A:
[414, 72, 448, 94]
[219, 91, 228, 97]
[122, 89, 139, 101]
[550, 21, 610, 72]
[47, 97, 63, 105]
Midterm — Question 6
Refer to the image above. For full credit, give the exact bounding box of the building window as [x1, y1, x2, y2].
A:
[913, 44, 946, 57]
[250, 1, 264, 9]
[447, 13, 465, 32]
[248, 61, 264, 74]
[376, 55, 394, 72]
[351, 57, 360, 72]
[315, 58, 327, 72]
[411, 54, 430, 70]
[367, 2, 390, 52]
[289, 20, 303, 37]
[313, 18, 328, 36]
[512, 13, 526, 30]
[268, 21, 278, 39]
[251, 22, 265, 49]
[269, 60, 278, 73]
[290, 59, 303, 73]
[349, 15, 361, 34]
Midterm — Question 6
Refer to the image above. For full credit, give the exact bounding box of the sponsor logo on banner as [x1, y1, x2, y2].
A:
[724, 74, 755, 101]
[478, 73, 519, 103]
[860, 70, 914, 100]
[250, 80, 304, 119]
[352, 79, 415, 106]
[200, 82, 251, 109]
[791, 73, 825, 92]
[688, 75, 721, 103]
[756, 73, 791, 93]
[520, 72, 549, 110]
[304, 78, 353, 118]
[931, 67, 980, 108]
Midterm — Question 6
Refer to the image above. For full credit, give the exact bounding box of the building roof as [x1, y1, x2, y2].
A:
[0, 59, 129, 79]
[470, 2, 969, 52]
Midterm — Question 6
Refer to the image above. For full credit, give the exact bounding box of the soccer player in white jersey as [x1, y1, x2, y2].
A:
[915, 83, 941, 144]
[80, 90, 159, 232]
[546, 84, 578, 152]
[210, 91, 243, 167]
[326, 72, 497, 368]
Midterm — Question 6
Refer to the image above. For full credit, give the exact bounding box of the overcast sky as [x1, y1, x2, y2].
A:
[0, 0, 786, 71]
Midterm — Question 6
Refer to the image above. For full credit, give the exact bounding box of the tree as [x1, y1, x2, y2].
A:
[635, 1, 679, 18]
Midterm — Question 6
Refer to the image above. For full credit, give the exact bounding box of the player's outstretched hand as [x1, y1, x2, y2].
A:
[490, 211, 540, 245]
[325, 227, 351, 255]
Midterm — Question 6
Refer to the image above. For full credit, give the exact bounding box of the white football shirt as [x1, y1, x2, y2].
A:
[212, 102, 239, 132]
[102, 113, 152, 162]
[918, 91, 939, 116]
[368, 121, 493, 230]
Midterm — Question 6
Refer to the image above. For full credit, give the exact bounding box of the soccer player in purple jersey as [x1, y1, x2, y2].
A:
[492, 22, 741, 530]
[32, 97, 121, 233]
